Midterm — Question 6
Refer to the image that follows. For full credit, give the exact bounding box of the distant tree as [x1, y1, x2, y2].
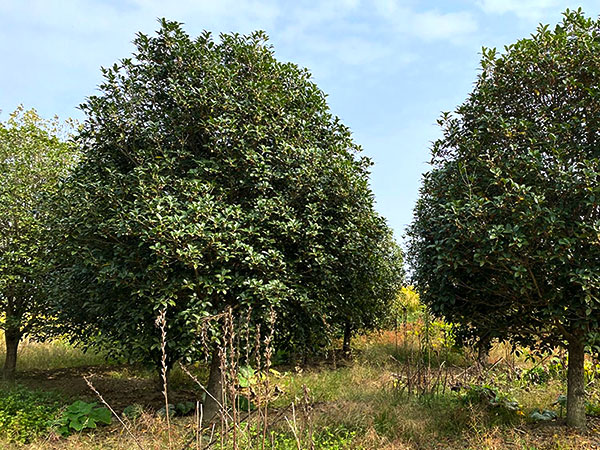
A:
[55, 20, 400, 415]
[0, 106, 76, 379]
[335, 226, 404, 354]
[408, 9, 600, 428]
[387, 286, 422, 326]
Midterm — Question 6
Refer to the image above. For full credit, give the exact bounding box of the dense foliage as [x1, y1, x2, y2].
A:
[408, 9, 600, 428]
[55, 20, 401, 378]
[0, 107, 76, 377]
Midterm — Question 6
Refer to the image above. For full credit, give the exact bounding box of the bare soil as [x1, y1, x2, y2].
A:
[14, 365, 199, 412]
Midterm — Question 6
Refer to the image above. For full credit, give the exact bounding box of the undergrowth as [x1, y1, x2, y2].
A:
[1, 312, 599, 449]
[0, 385, 63, 443]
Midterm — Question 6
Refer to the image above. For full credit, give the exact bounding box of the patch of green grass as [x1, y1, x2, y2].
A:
[169, 363, 210, 390]
[0, 384, 64, 443]
[212, 424, 360, 450]
[277, 363, 384, 407]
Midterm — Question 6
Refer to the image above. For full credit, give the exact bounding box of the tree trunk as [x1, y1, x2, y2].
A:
[3, 329, 20, 380]
[477, 334, 491, 366]
[566, 338, 586, 429]
[203, 347, 224, 422]
[342, 322, 352, 355]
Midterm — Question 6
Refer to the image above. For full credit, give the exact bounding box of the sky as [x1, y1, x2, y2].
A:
[2, 0, 600, 243]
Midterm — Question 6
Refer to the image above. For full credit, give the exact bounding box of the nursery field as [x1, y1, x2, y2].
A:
[1, 317, 600, 450]
[5, 10, 600, 449]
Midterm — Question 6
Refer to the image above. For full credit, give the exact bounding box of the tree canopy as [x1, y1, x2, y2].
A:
[408, 9, 600, 428]
[54, 20, 401, 379]
[0, 106, 76, 378]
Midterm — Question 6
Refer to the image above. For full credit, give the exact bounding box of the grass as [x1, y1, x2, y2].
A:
[0, 385, 64, 444]
[0, 336, 108, 371]
[0, 328, 598, 448]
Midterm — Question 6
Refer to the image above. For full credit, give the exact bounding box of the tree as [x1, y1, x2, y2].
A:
[408, 9, 600, 428]
[333, 226, 404, 354]
[55, 20, 400, 413]
[0, 106, 76, 379]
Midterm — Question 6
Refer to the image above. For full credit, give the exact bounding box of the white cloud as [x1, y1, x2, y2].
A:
[478, 0, 559, 20]
[371, 1, 478, 42]
[410, 10, 478, 41]
[0, 0, 479, 121]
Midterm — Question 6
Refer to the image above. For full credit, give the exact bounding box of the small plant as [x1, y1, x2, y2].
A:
[547, 356, 566, 379]
[157, 401, 196, 417]
[235, 364, 284, 411]
[238, 365, 257, 388]
[122, 404, 144, 420]
[175, 401, 195, 416]
[520, 365, 551, 385]
[462, 385, 521, 423]
[238, 365, 257, 411]
[584, 359, 600, 384]
[54, 400, 112, 436]
[586, 401, 600, 416]
[156, 404, 176, 418]
[553, 394, 567, 417]
[529, 409, 557, 422]
[462, 385, 496, 405]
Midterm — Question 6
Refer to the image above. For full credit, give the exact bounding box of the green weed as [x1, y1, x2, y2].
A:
[0, 384, 63, 443]
[53, 400, 112, 436]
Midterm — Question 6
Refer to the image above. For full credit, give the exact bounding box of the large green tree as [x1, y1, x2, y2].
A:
[0, 106, 76, 378]
[408, 9, 600, 428]
[55, 20, 400, 410]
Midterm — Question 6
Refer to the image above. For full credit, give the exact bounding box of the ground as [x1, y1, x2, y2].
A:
[1, 323, 600, 449]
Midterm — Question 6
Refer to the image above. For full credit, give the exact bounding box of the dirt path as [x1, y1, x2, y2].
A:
[14, 365, 198, 412]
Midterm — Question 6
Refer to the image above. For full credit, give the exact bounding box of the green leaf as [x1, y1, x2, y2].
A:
[91, 407, 112, 425]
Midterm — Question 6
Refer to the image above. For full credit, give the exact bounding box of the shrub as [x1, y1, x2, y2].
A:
[461, 385, 521, 424]
[388, 287, 422, 325]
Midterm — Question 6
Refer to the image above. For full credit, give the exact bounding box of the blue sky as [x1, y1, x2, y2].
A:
[2, 0, 599, 243]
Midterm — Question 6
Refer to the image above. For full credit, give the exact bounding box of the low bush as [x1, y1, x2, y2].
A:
[461, 385, 521, 425]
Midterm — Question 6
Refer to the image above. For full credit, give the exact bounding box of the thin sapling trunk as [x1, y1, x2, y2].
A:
[342, 322, 352, 355]
[566, 337, 586, 429]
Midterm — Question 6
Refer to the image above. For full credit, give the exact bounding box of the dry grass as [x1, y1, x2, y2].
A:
[0, 335, 107, 371]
